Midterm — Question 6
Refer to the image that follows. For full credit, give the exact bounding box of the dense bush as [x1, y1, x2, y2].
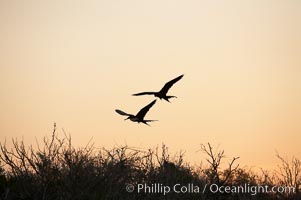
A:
[0, 125, 300, 200]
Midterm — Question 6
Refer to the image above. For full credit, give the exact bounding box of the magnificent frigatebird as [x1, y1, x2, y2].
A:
[132, 74, 184, 102]
[115, 100, 157, 126]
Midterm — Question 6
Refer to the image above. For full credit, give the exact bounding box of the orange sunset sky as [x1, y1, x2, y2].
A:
[0, 0, 300, 170]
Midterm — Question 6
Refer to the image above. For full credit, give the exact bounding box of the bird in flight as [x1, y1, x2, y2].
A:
[115, 100, 157, 126]
[132, 74, 184, 102]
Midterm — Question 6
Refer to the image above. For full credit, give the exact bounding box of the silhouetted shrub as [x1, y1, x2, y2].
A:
[0, 125, 300, 200]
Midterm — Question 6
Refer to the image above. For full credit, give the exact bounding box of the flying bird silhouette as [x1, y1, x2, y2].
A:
[115, 100, 157, 126]
[132, 74, 184, 102]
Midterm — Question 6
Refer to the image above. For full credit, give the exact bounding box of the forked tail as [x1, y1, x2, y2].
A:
[165, 96, 177, 102]
[143, 120, 158, 126]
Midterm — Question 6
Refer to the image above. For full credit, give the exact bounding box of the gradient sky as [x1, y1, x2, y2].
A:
[0, 0, 300, 170]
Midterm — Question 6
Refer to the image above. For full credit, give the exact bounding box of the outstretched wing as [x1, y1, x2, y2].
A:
[115, 109, 131, 116]
[159, 74, 184, 95]
[136, 100, 156, 119]
[132, 92, 156, 96]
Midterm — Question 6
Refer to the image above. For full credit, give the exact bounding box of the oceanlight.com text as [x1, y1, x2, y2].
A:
[209, 183, 296, 196]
